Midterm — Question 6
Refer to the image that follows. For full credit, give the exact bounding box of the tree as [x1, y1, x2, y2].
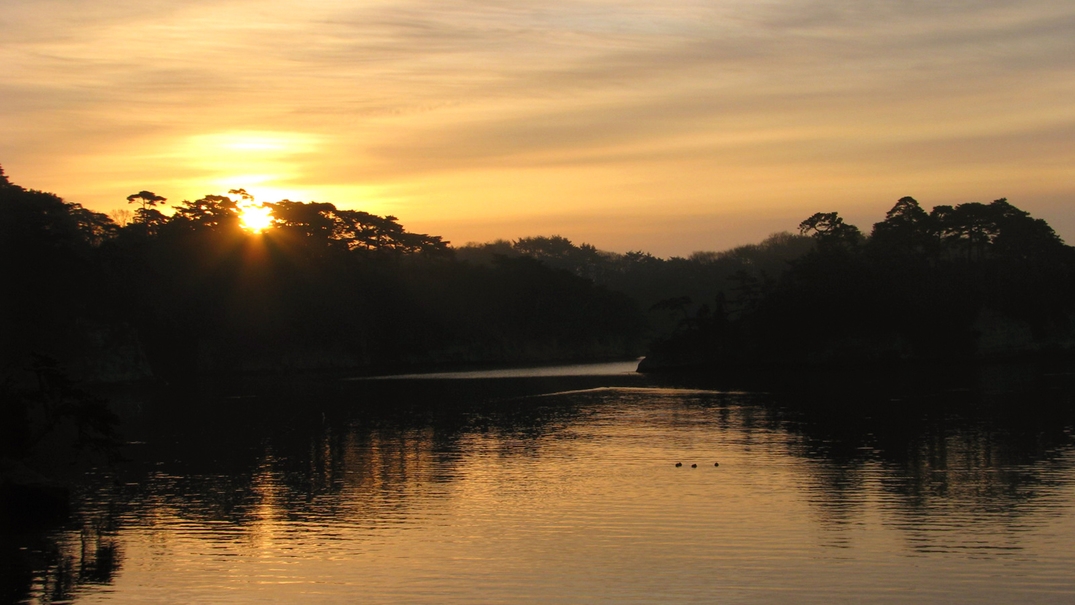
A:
[228, 188, 254, 202]
[170, 194, 240, 232]
[514, 236, 577, 260]
[799, 212, 863, 250]
[110, 208, 133, 227]
[623, 250, 660, 266]
[870, 196, 934, 256]
[929, 198, 1064, 261]
[268, 200, 339, 243]
[985, 198, 1065, 260]
[126, 190, 168, 233]
[650, 296, 693, 325]
[126, 190, 166, 210]
[0, 181, 117, 368]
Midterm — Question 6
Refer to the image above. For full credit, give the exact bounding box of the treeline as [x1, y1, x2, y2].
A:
[0, 168, 644, 381]
[457, 232, 815, 334]
[5, 163, 1073, 381]
[641, 197, 1075, 371]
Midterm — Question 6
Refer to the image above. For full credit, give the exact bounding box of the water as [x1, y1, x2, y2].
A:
[8, 361, 1075, 604]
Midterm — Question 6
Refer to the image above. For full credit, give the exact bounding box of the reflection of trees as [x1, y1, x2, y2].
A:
[209, 375, 1075, 542]
[69, 377, 591, 524]
[764, 367, 1075, 551]
[9, 511, 122, 604]
[653, 365, 1075, 549]
[246, 426, 452, 526]
[12, 369, 1075, 601]
[9, 382, 588, 602]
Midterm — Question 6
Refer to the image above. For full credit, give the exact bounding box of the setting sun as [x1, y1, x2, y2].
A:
[239, 203, 274, 233]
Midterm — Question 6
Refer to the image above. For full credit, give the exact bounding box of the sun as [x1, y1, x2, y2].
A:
[239, 203, 274, 233]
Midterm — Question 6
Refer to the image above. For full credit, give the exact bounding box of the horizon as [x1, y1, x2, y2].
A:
[2, 0, 1073, 257]
[1, 165, 1064, 260]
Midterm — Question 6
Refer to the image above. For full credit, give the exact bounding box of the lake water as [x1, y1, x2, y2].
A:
[9, 360, 1075, 604]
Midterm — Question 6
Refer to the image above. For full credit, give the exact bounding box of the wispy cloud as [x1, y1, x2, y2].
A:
[2, 0, 1073, 254]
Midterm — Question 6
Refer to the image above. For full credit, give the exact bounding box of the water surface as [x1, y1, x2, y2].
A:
[10, 361, 1075, 604]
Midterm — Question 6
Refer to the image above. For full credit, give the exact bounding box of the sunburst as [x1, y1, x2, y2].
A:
[239, 204, 273, 233]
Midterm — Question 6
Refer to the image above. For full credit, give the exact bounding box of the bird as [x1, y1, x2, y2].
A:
[691, 464, 697, 468]
[675, 462, 682, 467]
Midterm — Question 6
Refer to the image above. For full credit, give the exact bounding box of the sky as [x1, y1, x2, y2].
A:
[2, 0, 1073, 256]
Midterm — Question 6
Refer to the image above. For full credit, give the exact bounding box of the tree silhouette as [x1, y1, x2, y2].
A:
[870, 196, 934, 257]
[641, 196, 1075, 371]
[799, 212, 863, 250]
[170, 194, 241, 231]
[228, 188, 254, 202]
[126, 190, 166, 210]
[125, 190, 168, 235]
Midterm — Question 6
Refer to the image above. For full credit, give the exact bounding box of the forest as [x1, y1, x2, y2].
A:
[3, 165, 1075, 389]
[0, 168, 645, 386]
[641, 197, 1075, 371]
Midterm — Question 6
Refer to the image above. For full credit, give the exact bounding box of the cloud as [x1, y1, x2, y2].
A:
[2, 0, 1073, 254]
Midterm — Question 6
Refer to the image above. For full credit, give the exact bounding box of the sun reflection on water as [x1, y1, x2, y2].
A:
[17, 380, 1075, 604]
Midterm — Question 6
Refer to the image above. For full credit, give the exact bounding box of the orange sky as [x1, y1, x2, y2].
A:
[2, 0, 1073, 256]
